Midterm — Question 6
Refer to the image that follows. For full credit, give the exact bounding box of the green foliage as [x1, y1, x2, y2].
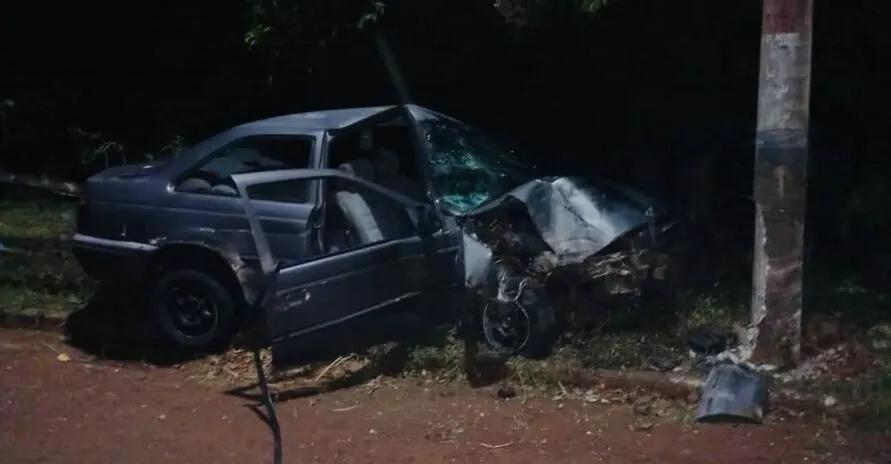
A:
[579, 0, 609, 13]
[494, 0, 609, 26]
[243, 0, 612, 88]
[0, 202, 73, 239]
[70, 128, 188, 173]
[245, 0, 387, 60]
[145, 135, 189, 162]
[0, 202, 92, 316]
[69, 129, 127, 169]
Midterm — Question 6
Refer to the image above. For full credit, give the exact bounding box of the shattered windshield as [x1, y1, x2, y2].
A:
[418, 115, 537, 214]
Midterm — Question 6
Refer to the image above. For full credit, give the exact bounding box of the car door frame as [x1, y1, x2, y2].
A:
[232, 168, 461, 368]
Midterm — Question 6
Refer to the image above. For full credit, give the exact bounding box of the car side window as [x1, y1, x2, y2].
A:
[176, 136, 314, 203]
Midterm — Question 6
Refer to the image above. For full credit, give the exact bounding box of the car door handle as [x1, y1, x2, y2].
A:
[276, 288, 311, 312]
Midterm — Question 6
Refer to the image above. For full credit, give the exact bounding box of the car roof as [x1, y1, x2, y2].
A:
[164, 105, 451, 175]
[238, 105, 400, 132]
[234, 104, 452, 133]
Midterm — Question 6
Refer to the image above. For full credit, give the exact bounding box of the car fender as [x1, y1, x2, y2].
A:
[149, 227, 259, 305]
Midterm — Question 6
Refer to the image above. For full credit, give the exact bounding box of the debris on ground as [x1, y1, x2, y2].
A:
[676, 319, 887, 425]
[773, 342, 877, 384]
[696, 361, 769, 424]
[687, 326, 737, 356]
[647, 352, 681, 372]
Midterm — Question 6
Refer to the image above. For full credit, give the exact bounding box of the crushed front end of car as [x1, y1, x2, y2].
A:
[460, 176, 689, 355]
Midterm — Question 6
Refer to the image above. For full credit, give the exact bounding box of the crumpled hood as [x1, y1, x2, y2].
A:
[471, 176, 662, 261]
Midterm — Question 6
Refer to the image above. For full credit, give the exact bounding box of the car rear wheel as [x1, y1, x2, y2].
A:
[479, 266, 557, 359]
[149, 268, 238, 351]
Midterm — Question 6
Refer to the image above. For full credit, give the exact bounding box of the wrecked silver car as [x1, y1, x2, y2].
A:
[71, 104, 684, 361]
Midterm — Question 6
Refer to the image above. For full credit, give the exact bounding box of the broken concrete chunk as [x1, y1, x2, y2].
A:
[696, 362, 769, 424]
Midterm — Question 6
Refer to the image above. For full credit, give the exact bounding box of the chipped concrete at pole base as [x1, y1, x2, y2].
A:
[749, 196, 805, 366]
[743, 209, 766, 363]
[748, 185, 805, 367]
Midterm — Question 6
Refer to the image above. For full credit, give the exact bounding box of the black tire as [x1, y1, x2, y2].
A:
[479, 266, 557, 359]
[149, 268, 239, 351]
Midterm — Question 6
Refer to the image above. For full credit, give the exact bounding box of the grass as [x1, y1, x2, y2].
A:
[816, 349, 891, 430]
[790, 274, 891, 431]
[402, 288, 749, 383]
[0, 200, 90, 316]
[775, 337, 891, 431]
[0, 201, 74, 239]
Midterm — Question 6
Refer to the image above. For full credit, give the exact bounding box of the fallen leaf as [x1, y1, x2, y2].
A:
[631, 420, 654, 432]
[480, 441, 514, 449]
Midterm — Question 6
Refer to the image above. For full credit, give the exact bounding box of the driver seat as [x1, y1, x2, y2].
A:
[335, 159, 415, 246]
[335, 159, 383, 245]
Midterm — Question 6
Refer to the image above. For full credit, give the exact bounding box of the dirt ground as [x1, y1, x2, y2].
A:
[0, 329, 887, 464]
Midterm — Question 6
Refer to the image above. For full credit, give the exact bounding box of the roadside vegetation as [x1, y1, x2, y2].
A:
[0, 200, 89, 318]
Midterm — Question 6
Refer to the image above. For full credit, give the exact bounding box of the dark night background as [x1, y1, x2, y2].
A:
[1, 0, 890, 289]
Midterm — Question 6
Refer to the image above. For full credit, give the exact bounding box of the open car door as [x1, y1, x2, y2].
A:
[232, 168, 463, 369]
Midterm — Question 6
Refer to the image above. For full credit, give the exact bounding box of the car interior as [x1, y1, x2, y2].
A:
[176, 137, 314, 202]
[322, 116, 430, 253]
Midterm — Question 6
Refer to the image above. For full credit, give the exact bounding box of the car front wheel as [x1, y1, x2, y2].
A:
[149, 268, 238, 351]
[479, 266, 557, 359]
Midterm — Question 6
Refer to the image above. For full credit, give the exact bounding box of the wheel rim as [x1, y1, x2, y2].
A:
[163, 280, 219, 338]
[482, 298, 532, 355]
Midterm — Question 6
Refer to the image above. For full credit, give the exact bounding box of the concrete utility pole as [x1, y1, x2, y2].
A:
[749, 0, 813, 367]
